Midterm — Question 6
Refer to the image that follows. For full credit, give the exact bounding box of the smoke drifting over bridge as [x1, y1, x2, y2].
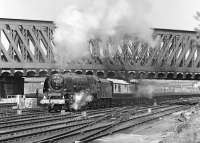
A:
[54, 0, 155, 65]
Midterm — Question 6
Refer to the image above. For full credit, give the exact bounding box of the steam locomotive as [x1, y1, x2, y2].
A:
[40, 73, 139, 112]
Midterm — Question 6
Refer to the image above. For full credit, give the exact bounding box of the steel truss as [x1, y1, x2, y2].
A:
[0, 18, 199, 77]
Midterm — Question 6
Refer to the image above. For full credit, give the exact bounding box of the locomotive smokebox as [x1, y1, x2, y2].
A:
[49, 74, 64, 92]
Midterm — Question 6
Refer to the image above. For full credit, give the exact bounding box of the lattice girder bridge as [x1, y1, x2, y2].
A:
[0, 18, 200, 79]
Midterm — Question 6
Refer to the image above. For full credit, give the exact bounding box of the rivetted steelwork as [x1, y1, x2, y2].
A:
[0, 18, 55, 76]
[0, 18, 200, 79]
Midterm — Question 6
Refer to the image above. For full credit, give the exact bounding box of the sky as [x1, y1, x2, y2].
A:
[0, 0, 200, 31]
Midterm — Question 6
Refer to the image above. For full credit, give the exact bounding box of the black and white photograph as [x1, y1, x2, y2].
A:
[0, 0, 200, 142]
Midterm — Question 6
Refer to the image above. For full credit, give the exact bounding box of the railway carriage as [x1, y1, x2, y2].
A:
[107, 78, 138, 106]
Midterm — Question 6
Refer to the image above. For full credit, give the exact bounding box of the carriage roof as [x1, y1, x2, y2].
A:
[106, 78, 130, 85]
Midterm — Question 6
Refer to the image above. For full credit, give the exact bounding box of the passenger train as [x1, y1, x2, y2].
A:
[40, 73, 200, 112]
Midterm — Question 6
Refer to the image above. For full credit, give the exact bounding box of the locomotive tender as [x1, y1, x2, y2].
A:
[40, 73, 138, 111]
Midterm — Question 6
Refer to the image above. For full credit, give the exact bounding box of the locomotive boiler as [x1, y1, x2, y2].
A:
[40, 73, 138, 112]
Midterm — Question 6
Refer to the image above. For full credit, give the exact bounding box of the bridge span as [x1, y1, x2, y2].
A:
[0, 18, 200, 80]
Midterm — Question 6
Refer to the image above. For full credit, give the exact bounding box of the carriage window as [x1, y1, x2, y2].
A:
[115, 84, 117, 91]
[124, 85, 127, 92]
[118, 84, 121, 92]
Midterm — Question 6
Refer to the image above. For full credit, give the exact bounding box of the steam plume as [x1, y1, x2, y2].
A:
[71, 90, 93, 110]
[54, 0, 153, 64]
[137, 84, 155, 99]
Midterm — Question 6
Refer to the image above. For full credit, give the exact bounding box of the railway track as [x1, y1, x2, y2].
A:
[33, 105, 187, 143]
[0, 107, 126, 143]
[0, 107, 121, 129]
[0, 105, 188, 143]
[0, 107, 48, 117]
[0, 106, 152, 131]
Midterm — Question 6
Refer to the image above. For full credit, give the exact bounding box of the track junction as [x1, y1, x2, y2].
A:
[0, 99, 197, 143]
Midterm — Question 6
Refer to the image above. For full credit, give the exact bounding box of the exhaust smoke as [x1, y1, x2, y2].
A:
[137, 84, 155, 99]
[54, 0, 154, 65]
[71, 90, 93, 110]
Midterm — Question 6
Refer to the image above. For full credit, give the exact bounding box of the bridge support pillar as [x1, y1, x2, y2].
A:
[183, 73, 187, 79]
[191, 73, 195, 79]
[47, 69, 52, 76]
[23, 69, 27, 77]
[163, 73, 167, 79]
[35, 69, 40, 77]
[10, 69, 14, 76]
[93, 70, 97, 76]
[124, 71, 129, 81]
[82, 70, 86, 75]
